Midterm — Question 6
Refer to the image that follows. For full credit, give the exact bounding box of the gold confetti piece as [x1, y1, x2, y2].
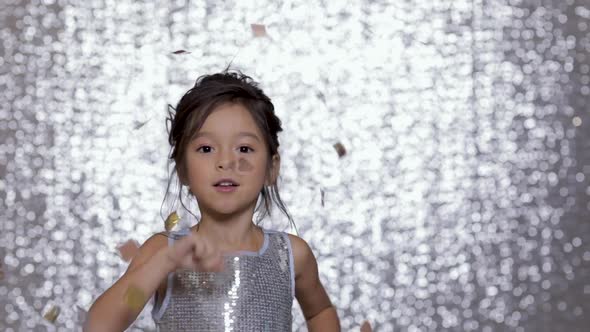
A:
[43, 305, 60, 323]
[124, 285, 146, 311]
[165, 211, 180, 231]
[172, 49, 191, 54]
[117, 239, 140, 262]
[250, 23, 267, 37]
[333, 142, 347, 158]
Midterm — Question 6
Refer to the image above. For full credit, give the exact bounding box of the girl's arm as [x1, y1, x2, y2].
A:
[289, 234, 341, 332]
[85, 232, 223, 332]
[84, 234, 172, 332]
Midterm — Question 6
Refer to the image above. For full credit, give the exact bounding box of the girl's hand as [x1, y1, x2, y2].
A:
[164, 233, 224, 272]
[360, 320, 372, 332]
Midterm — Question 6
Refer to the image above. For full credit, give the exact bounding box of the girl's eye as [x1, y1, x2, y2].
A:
[240, 146, 253, 153]
[197, 146, 212, 153]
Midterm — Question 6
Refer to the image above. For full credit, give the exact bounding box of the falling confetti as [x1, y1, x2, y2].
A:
[320, 188, 325, 207]
[133, 119, 151, 131]
[117, 239, 140, 262]
[171, 50, 191, 54]
[316, 91, 327, 104]
[250, 23, 267, 37]
[42, 305, 60, 323]
[165, 211, 181, 232]
[333, 142, 346, 158]
[124, 285, 146, 312]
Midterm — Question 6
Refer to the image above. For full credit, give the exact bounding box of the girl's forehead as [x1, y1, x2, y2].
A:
[193, 130, 261, 142]
[196, 103, 263, 138]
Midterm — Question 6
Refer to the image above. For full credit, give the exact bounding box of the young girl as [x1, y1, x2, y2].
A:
[85, 71, 341, 331]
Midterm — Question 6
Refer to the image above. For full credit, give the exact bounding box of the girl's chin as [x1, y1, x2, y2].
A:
[195, 193, 258, 215]
[202, 202, 254, 217]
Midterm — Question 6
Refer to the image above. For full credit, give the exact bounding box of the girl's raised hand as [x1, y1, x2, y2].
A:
[165, 233, 224, 272]
[360, 320, 372, 332]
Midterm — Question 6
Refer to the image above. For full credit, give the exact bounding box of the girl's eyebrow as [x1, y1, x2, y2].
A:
[192, 131, 261, 142]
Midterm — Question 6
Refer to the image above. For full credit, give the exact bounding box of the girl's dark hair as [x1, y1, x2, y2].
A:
[161, 70, 295, 231]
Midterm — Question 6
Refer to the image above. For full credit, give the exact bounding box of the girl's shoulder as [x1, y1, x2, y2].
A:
[260, 229, 310, 256]
[258, 228, 313, 271]
[139, 231, 170, 252]
[279, 232, 316, 279]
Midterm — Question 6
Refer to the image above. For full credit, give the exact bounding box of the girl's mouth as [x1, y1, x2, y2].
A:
[214, 184, 239, 193]
[214, 186, 237, 193]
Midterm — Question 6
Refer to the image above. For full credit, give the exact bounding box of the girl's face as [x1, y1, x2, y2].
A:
[181, 102, 279, 218]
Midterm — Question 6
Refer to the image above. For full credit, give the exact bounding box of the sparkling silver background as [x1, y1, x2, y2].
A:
[1, 0, 589, 331]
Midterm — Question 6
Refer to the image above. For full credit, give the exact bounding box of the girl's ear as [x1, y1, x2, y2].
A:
[177, 163, 189, 186]
[266, 154, 280, 186]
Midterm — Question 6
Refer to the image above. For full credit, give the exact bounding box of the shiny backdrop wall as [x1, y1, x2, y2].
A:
[1, 0, 589, 331]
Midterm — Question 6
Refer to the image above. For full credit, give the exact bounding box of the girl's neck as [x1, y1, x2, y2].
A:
[193, 215, 262, 252]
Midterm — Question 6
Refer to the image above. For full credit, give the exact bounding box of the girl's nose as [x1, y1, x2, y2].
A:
[217, 153, 236, 170]
[217, 162, 235, 170]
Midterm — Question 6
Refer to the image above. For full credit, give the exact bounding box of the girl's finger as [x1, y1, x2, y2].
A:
[200, 255, 224, 272]
[191, 236, 203, 258]
[198, 241, 222, 270]
[168, 236, 195, 263]
[199, 237, 213, 257]
[360, 321, 372, 332]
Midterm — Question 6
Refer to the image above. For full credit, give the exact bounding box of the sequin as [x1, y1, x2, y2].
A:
[153, 229, 293, 331]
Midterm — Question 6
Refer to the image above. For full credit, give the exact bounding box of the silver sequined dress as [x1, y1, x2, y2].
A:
[151, 228, 295, 331]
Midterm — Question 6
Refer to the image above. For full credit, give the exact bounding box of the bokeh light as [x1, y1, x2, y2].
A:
[1, 0, 589, 331]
